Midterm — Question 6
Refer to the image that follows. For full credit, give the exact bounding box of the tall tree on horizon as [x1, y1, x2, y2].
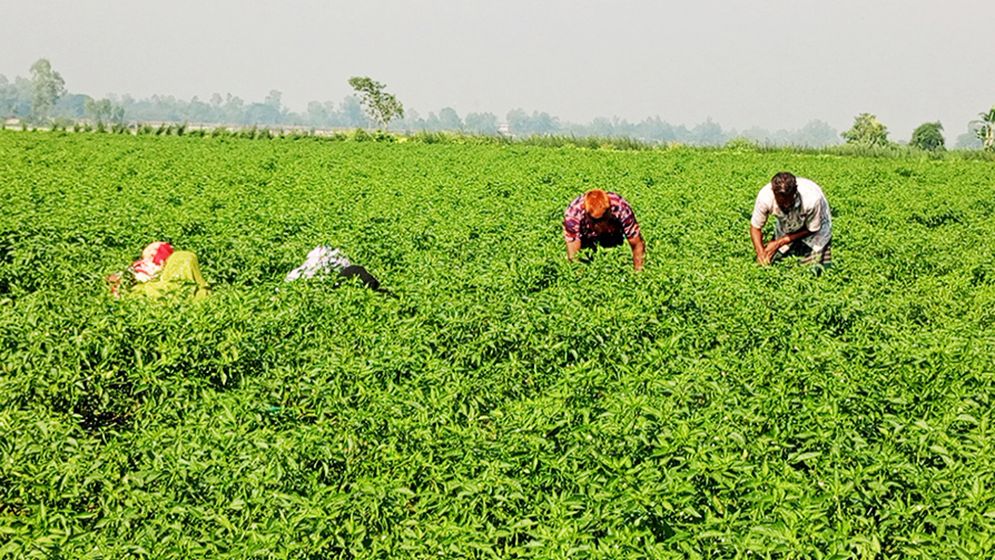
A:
[347, 76, 404, 130]
[841, 113, 890, 147]
[975, 106, 995, 151]
[29, 58, 66, 122]
[910, 121, 945, 151]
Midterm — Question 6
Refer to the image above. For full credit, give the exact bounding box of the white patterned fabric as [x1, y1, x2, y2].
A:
[285, 246, 352, 282]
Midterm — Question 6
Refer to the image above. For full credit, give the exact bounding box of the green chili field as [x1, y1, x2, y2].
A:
[2, 131, 995, 558]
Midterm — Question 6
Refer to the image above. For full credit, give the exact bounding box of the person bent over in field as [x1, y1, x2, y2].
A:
[563, 189, 645, 271]
[107, 241, 210, 299]
[284, 245, 386, 292]
[750, 172, 833, 267]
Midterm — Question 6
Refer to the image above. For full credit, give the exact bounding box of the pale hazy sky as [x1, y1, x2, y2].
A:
[3, 0, 993, 139]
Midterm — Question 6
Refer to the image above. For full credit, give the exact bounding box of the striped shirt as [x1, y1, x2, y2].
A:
[563, 192, 641, 243]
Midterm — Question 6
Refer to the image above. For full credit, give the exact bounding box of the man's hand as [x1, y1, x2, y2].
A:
[756, 237, 786, 266]
[106, 273, 123, 298]
[750, 225, 770, 266]
[765, 237, 785, 251]
[565, 239, 582, 263]
[761, 238, 784, 264]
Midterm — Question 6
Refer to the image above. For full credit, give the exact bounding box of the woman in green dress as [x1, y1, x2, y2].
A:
[107, 241, 210, 300]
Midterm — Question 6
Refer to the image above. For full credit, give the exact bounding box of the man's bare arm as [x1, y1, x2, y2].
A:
[565, 239, 582, 262]
[763, 228, 815, 259]
[628, 234, 645, 271]
[750, 226, 769, 265]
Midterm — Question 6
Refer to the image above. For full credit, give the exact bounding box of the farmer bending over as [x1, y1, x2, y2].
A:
[285, 245, 386, 292]
[750, 172, 833, 266]
[107, 241, 210, 299]
[563, 189, 645, 271]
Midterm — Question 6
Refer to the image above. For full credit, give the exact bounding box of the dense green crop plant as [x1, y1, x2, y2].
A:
[3, 131, 995, 557]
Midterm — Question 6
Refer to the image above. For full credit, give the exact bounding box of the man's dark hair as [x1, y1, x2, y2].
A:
[771, 172, 797, 195]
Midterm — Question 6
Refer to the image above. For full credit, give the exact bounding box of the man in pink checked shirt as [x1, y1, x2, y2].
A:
[563, 189, 645, 271]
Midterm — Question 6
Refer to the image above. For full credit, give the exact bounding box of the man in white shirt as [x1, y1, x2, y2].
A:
[750, 172, 833, 267]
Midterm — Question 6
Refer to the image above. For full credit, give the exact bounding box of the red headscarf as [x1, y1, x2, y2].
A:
[131, 242, 174, 282]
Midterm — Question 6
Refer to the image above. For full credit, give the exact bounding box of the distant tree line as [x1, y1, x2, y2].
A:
[839, 111, 992, 151]
[2, 59, 993, 150]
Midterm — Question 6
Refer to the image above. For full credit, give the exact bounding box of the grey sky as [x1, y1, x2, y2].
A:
[3, 0, 993, 138]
